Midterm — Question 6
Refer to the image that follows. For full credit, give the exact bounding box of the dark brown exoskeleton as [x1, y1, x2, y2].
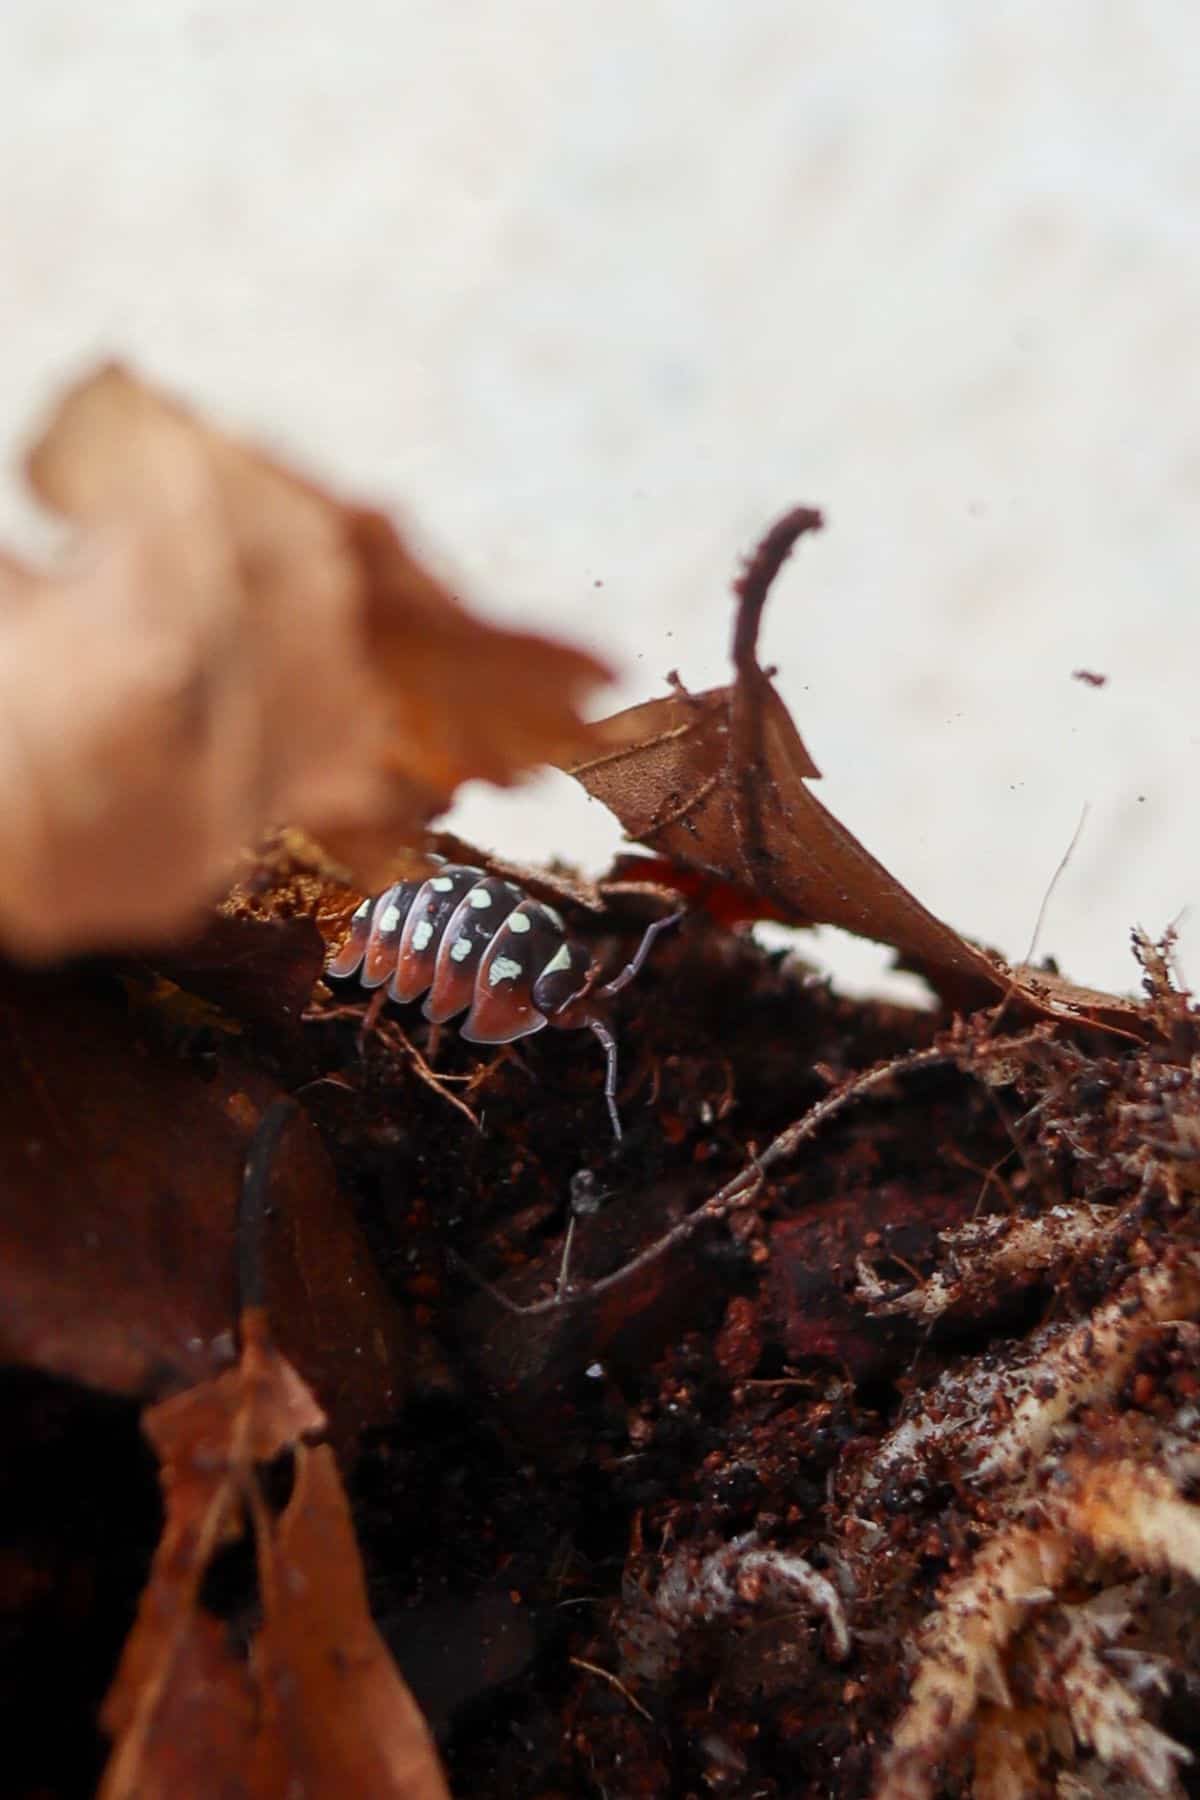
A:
[327, 859, 682, 1139]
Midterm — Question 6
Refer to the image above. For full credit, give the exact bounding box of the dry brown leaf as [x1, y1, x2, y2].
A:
[100, 1311, 448, 1800]
[252, 1444, 448, 1798]
[0, 955, 407, 1448]
[572, 680, 997, 976]
[0, 363, 607, 957]
[563, 507, 1147, 1032]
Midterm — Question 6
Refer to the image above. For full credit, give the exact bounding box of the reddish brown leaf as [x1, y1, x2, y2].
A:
[996, 963, 1153, 1039]
[101, 1314, 448, 1800]
[0, 957, 407, 1448]
[252, 1444, 448, 1798]
[0, 364, 608, 958]
[564, 508, 1147, 1033]
[427, 828, 610, 916]
[102, 1609, 258, 1798]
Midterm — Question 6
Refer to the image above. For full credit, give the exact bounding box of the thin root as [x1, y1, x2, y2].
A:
[569, 1656, 653, 1724]
[380, 1021, 482, 1132]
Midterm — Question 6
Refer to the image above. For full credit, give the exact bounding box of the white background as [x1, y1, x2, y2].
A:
[2, 2, 1197, 999]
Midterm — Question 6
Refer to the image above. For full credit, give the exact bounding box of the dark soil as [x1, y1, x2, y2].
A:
[4, 911, 1198, 1799]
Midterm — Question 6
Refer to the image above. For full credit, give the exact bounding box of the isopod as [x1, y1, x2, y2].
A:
[327, 859, 682, 1139]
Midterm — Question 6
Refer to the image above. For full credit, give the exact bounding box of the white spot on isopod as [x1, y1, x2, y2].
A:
[430, 876, 454, 892]
[468, 888, 493, 909]
[541, 942, 573, 976]
[488, 955, 523, 987]
[379, 902, 400, 932]
[352, 900, 370, 922]
[412, 920, 434, 951]
[450, 937, 472, 962]
[508, 911, 532, 933]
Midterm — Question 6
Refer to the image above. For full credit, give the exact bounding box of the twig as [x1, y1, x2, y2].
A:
[569, 1657, 653, 1723]
[237, 1097, 299, 1320]
[305, 1002, 482, 1131]
[475, 1040, 1007, 1321]
[387, 1023, 482, 1132]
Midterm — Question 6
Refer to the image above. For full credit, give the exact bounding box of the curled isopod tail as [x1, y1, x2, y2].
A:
[360, 880, 423, 989]
[326, 897, 372, 980]
[325, 877, 427, 988]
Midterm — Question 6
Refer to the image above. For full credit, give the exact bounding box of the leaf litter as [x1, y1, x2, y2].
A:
[0, 364, 607, 957]
[99, 1109, 446, 1799]
[0, 370, 1196, 1799]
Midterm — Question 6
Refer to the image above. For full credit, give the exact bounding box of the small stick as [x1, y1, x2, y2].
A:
[568, 1657, 653, 1724]
[555, 1213, 579, 1304]
[388, 1022, 482, 1132]
[237, 1097, 299, 1321]
[473, 1029, 1052, 1321]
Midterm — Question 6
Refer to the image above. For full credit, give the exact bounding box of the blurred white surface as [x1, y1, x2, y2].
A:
[2, 1, 1197, 998]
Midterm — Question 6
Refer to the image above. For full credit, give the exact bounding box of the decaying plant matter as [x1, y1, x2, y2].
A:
[0, 367, 1196, 1800]
[0, 365, 607, 955]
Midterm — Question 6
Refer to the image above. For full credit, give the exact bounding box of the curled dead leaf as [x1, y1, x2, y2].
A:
[0, 363, 608, 957]
[563, 507, 1149, 1035]
[101, 1311, 448, 1800]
